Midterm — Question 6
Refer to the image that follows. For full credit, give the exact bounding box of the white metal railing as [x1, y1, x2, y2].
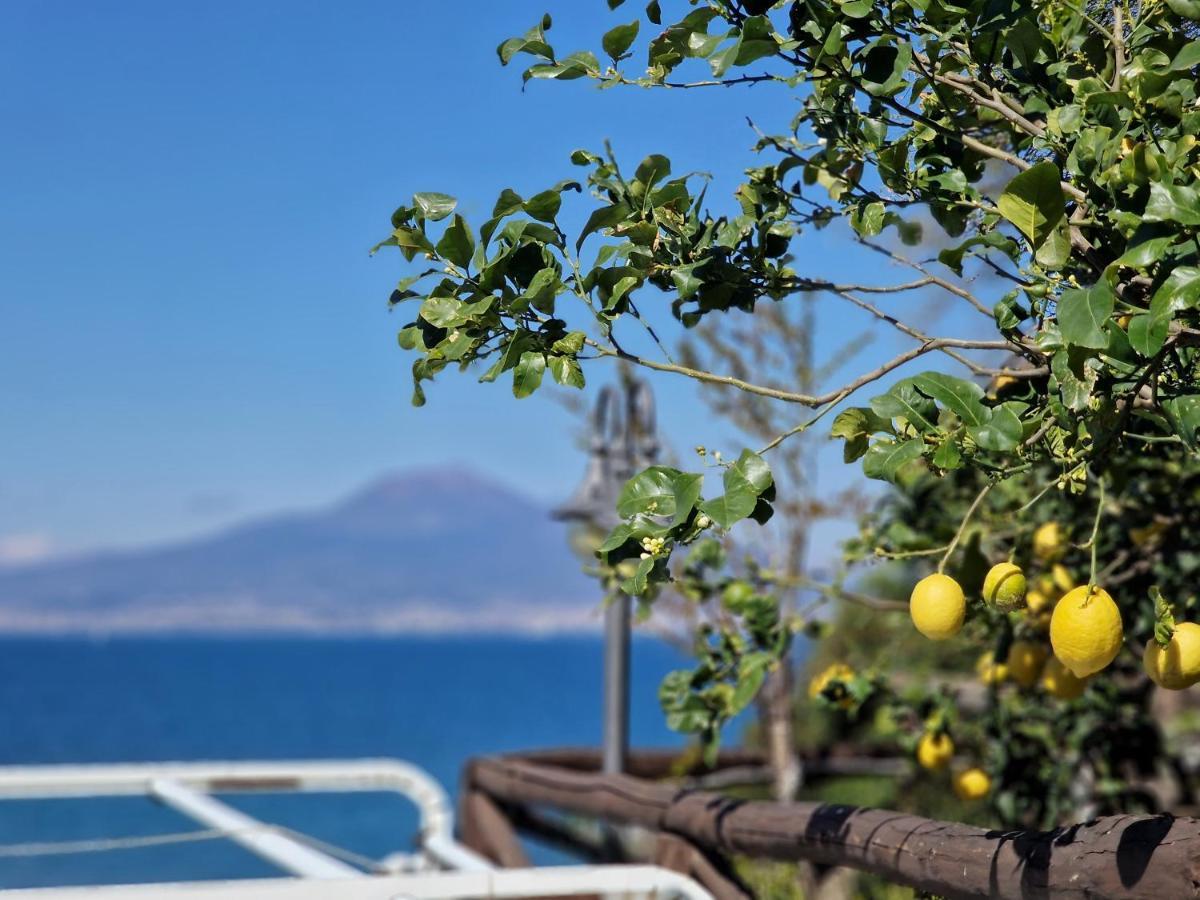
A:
[0, 759, 712, 900]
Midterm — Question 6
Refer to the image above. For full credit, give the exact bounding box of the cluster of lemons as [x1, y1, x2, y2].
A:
[915, 732, 990, 801]
[909, 522, 1200, 691]
[807, 663, 991, 801]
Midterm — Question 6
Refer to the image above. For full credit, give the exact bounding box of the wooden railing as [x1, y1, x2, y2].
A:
[458, 748, 1200, 900]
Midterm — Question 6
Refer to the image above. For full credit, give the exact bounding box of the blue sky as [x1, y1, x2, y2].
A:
[0, 2, 987, 564]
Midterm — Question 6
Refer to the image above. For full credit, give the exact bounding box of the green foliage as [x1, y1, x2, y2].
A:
[377, 1, 1200, 781]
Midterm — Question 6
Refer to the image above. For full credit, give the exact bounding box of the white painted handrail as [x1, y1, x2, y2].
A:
[1, 865, 713, 899]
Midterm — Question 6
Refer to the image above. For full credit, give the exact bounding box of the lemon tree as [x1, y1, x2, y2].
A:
[377, 1, 1200, 788]
[826, 430, 1200, 829]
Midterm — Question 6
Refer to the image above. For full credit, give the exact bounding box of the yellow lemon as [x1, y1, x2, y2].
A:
[1033, 522, 1065, 561]
[910, 574, 966, 640]
[976, 651, 1008, 685]
[916, 732, 954, 771]
[1144, 622, 1200, 690]
[1026, 589, 1051, 614]
[1051, 564, 1074, 594]
[1041, 655, 1087, 699]
[808, 663, 855, 707]
[953, 768, 991, 801]
[1006, 640, 1048, 688]
[1050, 586, 1124, 677]
[982, 562, 1026, 611]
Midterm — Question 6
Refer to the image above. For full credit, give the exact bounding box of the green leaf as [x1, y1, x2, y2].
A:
[1115, 236, 1176, 269]
[1051, 348, 1096, 411]
[862, 439, 925, 483]
[577, 202, 631, 251]
[617, 467, 703, 524]
[1167, 0, 1200, 20]
[1153, 266, 1200, 311]
[1127, 313, 1170, 357]
[602, 19, 639, 59]
[831, 407, 891, 463]
[413, 192, 457, 222]
[434, 215, 474, 269]
[870, 380, 938, 431]
[512, 351, 546, 398]
[698, 450, 773, 528]
[1162, 396, 1200, 449]
[635, 154, 671, 186]
[524, 190, 562, 223]
[911, 372, 989, 426]
[419, 295, 462, 328]
[1056, 282, 1114, 349]
[996, 161, 1066, 250]
[1144, 182, 1200, 226]
[551, 331, 586, 354]
[548, 355, 585, 388]
[1170, 42, 1200, 70]
[969, 404, 1023, 452]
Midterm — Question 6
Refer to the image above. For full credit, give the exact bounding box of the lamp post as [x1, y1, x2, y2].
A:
[554, 376, 658, 775]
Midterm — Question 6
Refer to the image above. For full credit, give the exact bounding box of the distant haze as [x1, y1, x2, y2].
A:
[0, 469, 602, 635]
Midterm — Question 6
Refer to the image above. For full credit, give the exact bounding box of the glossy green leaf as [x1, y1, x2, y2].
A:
[996, 162, 1066, 250]
[1144, 182, 1200, 226]
[1057, 282, 1114, 349]
[911, 372, 989, 426]
[602, 19, 639, 59]
[413, 192, 457, 222]
[862, 439, 925, 483]
[434, 215, 474, 269]
[512, 351, 546, 398]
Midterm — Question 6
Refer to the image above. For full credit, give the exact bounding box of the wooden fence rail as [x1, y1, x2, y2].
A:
[459, 749, 1200, 900]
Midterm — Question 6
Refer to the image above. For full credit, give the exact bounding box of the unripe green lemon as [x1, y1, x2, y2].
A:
[1041, 655, 1087, 700]
[1006, 640, 1048, 688]
[1144, 622, 1200, 690]
[916, 732, 954, 771]
[1050, 586, 1123, 677]
[953, 767, 991, 801]
[910, 574, 965, 640]
[983, 562, 1026, 611]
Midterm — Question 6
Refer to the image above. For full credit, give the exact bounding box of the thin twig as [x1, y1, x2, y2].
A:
[938, 483, 993, 574]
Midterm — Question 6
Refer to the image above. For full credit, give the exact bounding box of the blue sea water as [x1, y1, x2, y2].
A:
[0, 636, 699, 889]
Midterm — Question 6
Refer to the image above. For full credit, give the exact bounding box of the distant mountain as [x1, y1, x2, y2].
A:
[0, 469, 603, 634]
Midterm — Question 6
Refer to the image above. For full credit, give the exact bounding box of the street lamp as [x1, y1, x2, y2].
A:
[554, 376, 658, 775]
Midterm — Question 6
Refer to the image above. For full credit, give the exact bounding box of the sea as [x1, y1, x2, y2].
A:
[0, 636, 707, 889]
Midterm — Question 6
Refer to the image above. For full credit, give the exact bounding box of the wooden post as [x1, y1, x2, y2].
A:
[456, 788, 529, 868]
[654, 832, 753, 900]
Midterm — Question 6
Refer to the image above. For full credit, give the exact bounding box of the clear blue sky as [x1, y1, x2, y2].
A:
[0, 1, 985, 563]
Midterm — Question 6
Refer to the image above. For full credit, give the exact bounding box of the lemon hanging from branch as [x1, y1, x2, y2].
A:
[1144, 622, 1200, 690]
[983, 562, 1026, 612]
[1050, 586, 1124, 677]
[910, 574, 965, 640]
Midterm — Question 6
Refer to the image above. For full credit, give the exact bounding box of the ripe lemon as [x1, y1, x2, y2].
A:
[1051, 564, 1074, 594]
[1026, 589, 1051, 614]
[1041, 655, 1087, 700]
[1033, 522, 1065, 561]
[910, 574, 965, 640]
[953, 767, 991, 801]
[916, 732, 954, 771]
[983, 562, 1026, 611]
[1143, 622, 1200, 690]
[1050, 586, 1124, 677]
[976, 651, 1008, 685]
[808, 663, 855, 707]
[1006, 640, 1048, 688]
